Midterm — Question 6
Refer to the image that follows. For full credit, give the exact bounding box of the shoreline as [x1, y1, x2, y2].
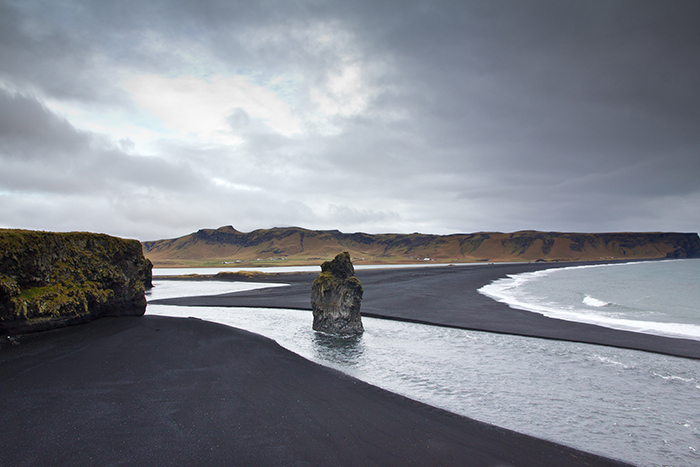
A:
[478, 259, 700, 343]
[151, 260, 700, 360]
[0, 315, 632, 466]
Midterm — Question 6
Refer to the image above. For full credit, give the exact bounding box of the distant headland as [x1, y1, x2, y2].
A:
[142, 226, 700, 268]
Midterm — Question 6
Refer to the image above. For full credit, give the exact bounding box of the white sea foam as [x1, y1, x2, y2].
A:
[478, 260, 700, 342]
[583, 295, 609, 307]
[593, 354, 632, 369]
[652, 372, 697, 384]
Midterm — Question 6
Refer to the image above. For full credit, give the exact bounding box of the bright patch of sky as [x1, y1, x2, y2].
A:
[125, 73, 302, 143]
[35, 19, 380, 151]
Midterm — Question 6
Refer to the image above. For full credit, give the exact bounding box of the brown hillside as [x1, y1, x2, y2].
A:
[141, 226, 700, 268]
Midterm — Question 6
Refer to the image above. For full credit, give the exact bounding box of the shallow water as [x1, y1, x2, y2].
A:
[145, 280, 287, 300]
[147, 286, 700, 467]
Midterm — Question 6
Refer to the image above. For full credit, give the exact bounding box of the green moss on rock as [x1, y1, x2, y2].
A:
[1, 229, 153, 334]
[311, 252, 363, 335]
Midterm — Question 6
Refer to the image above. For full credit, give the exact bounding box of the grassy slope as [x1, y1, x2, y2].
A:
[142, 226, 700, 268]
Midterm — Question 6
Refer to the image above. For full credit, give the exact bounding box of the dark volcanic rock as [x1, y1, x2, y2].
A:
[0, 229, 153, 334]
[310, 252, 363, 335]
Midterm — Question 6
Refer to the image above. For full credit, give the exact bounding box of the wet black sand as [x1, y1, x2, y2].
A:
[1, 315, 631, 467]
[153, 262, 700, 360]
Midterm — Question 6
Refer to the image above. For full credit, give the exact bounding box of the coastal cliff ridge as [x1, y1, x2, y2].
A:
[143, 226, 700, 267]
[1, 229, 153, 335]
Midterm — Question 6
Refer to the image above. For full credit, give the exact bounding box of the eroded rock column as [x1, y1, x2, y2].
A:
[310, 251, 363, 335]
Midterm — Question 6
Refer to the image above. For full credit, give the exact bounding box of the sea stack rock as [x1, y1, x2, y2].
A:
[0, 229, 153, 335]
[310, 251, 363, 335]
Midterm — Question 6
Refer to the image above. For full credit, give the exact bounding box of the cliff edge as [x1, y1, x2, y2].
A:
[1, 229, 152, 335]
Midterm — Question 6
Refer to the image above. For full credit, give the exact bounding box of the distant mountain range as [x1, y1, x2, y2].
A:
[141, 226, 700, 268]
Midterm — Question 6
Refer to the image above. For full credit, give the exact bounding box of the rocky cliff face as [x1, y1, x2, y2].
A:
[310, 252, 363, 335]
[1, 229, 153, 334]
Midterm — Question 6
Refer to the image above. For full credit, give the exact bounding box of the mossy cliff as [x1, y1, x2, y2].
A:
[1, 229, 153, 334]
[310, 252, 363, 335]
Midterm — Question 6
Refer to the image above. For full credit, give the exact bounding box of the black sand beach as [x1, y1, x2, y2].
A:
[6, 261, 692, 466]
[1, 315, 632, 467]
[153, 262, 700, 360]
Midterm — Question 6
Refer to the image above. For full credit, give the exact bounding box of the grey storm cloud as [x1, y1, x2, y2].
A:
[0, 0, 699, 240]
[0, 90, 205, 194]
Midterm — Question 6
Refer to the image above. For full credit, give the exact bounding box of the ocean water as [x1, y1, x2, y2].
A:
[144, 280, 287, 300]
[146, 261, 700, 467]
[479, 259, 700, 341]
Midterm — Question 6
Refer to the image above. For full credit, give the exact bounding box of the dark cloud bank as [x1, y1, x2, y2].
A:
[1, 0, 698, 240]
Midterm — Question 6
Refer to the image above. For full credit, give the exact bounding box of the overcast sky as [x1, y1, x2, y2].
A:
[1, 0, 698, 241]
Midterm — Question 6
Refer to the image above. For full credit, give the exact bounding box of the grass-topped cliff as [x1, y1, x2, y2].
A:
[142, 226, 700, 267]
[1, 229, 153, 334]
